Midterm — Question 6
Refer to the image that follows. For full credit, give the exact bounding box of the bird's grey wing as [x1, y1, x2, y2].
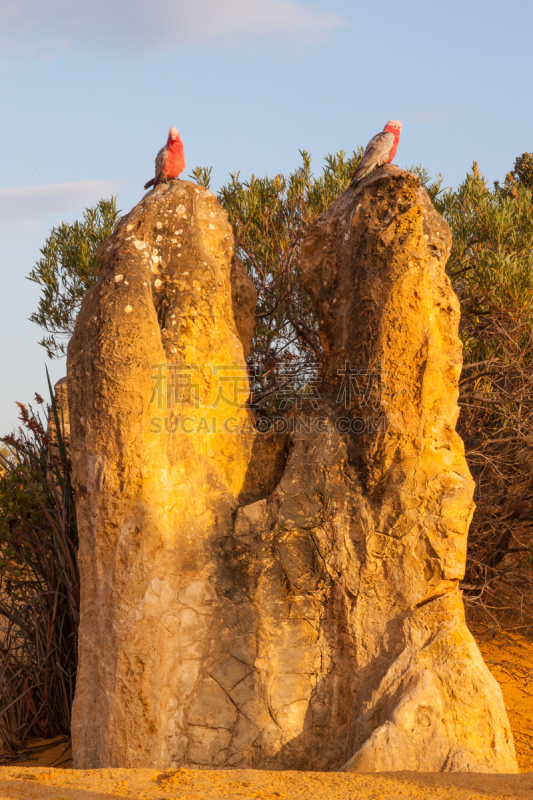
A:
[359, 131, 395, 170]
[154, 145, 168, 186]
[352, 131, 395, 182]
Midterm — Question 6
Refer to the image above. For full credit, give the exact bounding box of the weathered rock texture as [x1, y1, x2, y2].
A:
[47, 376, 70, 457]
[262, 164, 518, 773]
[69, 169, 517, 773]
[68, 181, 270, 768]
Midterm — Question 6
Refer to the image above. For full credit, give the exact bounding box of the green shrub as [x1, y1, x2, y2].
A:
[27, 198, 120, 359]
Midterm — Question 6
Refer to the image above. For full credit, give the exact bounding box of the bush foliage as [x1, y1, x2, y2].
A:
[27, 198, 120, 359]
[435, 157, 533, 631]
[0, 380, 78, 752]
[193, 150, 363, 413]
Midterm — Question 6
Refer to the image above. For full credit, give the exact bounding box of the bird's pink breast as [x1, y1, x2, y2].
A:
[164, 140, 186, 178]
[383, 128, 400, 163]
[387, 137, 399, 163]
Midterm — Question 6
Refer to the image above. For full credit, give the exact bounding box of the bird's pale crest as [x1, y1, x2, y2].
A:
[169, 126, 180, 140]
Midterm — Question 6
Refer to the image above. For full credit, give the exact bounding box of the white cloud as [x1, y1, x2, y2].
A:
[0, 180, 114, 233]
[0, 0, 340, 57]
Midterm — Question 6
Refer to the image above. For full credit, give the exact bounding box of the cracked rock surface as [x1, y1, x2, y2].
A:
[68, 171, 517, 772]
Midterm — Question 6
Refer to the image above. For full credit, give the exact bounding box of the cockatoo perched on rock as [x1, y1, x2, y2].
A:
[144, 127, 186, 190]
[350, 120, 402, 184]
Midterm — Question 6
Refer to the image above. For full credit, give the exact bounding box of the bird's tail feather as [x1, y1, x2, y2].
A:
[350, 163, 381, 186]
[144, 178, 155, 190]
[350, 165, 368, 186]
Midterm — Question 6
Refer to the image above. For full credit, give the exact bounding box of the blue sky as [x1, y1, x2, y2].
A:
[1, 0, 532, 434]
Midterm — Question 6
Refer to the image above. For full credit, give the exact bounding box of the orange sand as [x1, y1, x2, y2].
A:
[478, 632, 533, 772]
[0, 768, 532, 800]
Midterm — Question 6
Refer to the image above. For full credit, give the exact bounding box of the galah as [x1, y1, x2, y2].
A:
[350, 120, 402, 184]
[144, 127, 186, 190]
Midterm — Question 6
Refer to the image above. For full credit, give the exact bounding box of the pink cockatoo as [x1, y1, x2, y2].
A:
[350, 120, 402, 184]
[144, 127, 186, 190]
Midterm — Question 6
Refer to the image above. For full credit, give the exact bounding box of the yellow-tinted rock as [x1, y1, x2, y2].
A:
[68, 170, 517, 773]
[297, 165, 517, 772]
[68, 181, 264, 768]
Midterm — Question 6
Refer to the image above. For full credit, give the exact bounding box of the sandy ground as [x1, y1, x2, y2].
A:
[0, 768, 532, 800]
[0, 738, 72, 770]
[478, 632, 533, 772]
